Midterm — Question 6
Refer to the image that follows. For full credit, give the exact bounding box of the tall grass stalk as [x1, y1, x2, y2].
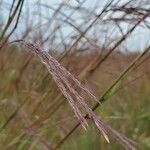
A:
[16, 40, 138, 150]
[0, 0, 24, 50]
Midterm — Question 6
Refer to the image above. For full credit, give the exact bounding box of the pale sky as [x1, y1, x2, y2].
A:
[1, 0, 150, 52]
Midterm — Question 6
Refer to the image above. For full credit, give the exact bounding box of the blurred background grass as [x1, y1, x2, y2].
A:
[0, 46, 149, 149]
[0, 0, 150, 149]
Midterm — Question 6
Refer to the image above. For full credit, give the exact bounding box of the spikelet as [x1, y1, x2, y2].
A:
[18, 40, 137, 150]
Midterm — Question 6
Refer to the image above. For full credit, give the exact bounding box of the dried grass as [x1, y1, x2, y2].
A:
[17, 40, 137, 150]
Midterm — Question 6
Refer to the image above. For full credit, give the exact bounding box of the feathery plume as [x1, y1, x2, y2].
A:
[17, 40, 137, 150]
